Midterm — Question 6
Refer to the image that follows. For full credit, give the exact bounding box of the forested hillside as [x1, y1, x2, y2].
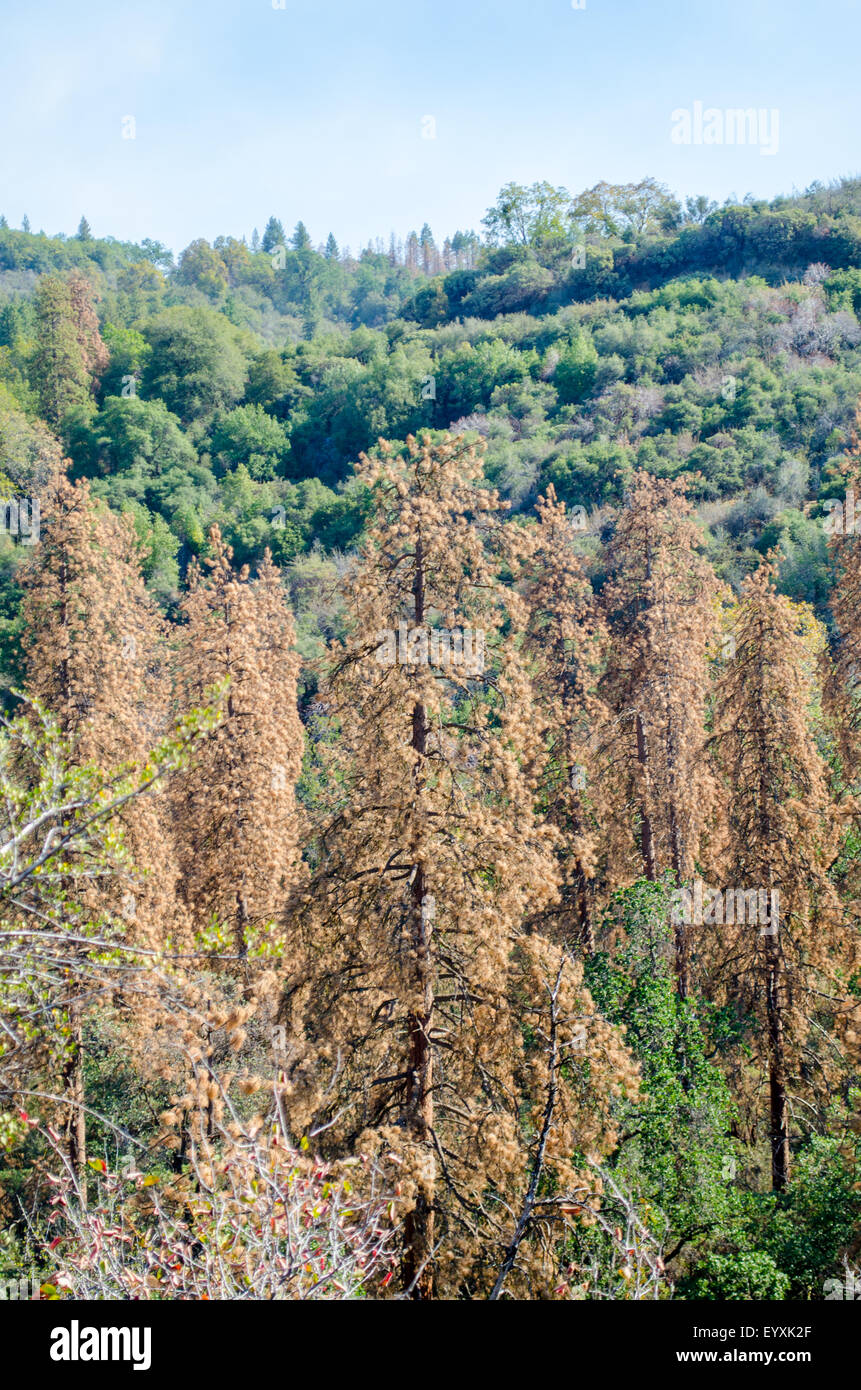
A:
[1, 176, 861, 1302]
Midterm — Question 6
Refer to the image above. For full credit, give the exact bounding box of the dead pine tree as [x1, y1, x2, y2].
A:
[19, 474, 179, 1196]
[709, 558, 857, 1191]
[283, 434, 638, 1299]
[601, 471, 724, 997]
[824, 404, 861, 779]
[522, 485, 612, 954]
[173, 529, 305, 984]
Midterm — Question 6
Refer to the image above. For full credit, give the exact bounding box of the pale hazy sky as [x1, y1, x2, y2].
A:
[1, 0, 859, 254]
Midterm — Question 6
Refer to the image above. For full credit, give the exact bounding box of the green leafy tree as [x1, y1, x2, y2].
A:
[482, 181, 572, 246]
[66, 395, 197, 481]
[98, 324, 151, 399]
[243, 349, 309, 421]
[679, 1252, 790, 1300]
[570, 178, 681, 239]
[175, 239, 229, 298]
[31, 276, 91, 428]
[554, 331, 599, 405]
[140, 307, 248, 424]
[211, 402, 290, 480]
[261, 217, 285, 254]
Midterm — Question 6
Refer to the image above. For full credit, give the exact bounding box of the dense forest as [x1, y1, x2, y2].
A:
[2, 175, 861, 1301]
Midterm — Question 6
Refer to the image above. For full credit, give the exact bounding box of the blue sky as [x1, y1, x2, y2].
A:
[1, 0, 859, 255]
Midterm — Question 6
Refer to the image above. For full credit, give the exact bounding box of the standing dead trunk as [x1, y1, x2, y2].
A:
[402, 855, 435, 1298]
[401, 537, 435, 1299]
[634, 713, 657, 882]
[576, 873, 594, 955]
[61, 999, 87, 1207]
[669, 798, 689, 1000]
[568, 793, 595, 954]
[765, 928, 790, 1191]
[56, 548, 88, 1202]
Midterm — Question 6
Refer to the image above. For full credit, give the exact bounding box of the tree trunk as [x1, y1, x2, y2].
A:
[57, 549, 88, 1202]
[61, 1000, 87, 1206]
[661, 584, 688, 997]
[669, 798, 689, 1000]
[576, 871, 594, 955]
[401, 537, 435, 1299]
[765, 930, 790, 1191]
[569, 793, 594, 954]
[756, 694, 790, 1192]
[402, 856, 435, 1299]
[635, 713, 657, 882]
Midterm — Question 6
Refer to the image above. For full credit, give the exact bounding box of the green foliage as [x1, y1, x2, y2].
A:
[482, 181, 573, 246]
[31, 275, 91, 427]
[678, 1251, 791, 1300]
[757, 1137, 861, 1298]
[586, 881, 742, 1267]
[124, 504, 181, 602]
[140, 306, 248, 424]
[553, 331, 599, 405]
[244, 348, 309, 420]
[66, 395, 196, 481]
[211, 402, 291, 480]
[175, 238, 229, 299]
[676, 1137, 861, 1300]
[99, 324, 151, 399]
[435, 338, 534, 420]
